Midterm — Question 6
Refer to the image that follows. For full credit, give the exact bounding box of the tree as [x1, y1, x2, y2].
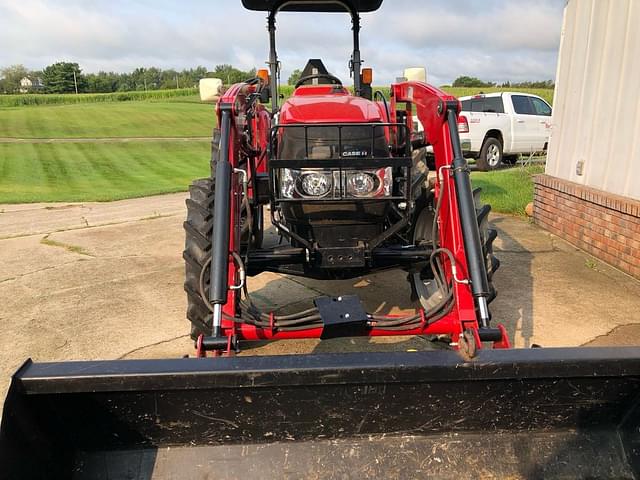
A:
[42, 62, 86, 93]
[11, 63, 267, 94]
[452, 76, 495, 88]
[0, 64, 30, 93]
[212, 64, 255, 85]
[85, 71, 121, 93]
[500, 79, 555, 89]
[287, 69, 303, 85]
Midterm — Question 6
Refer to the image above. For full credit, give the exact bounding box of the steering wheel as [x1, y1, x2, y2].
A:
[295, 73, 343, 88]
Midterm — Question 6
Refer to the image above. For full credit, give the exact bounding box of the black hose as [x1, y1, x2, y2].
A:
[374, 90, 391, 121]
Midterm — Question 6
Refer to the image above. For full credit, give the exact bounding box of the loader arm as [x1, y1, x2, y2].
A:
[391, 81, 510, 348]
[192, 78, 510, 356]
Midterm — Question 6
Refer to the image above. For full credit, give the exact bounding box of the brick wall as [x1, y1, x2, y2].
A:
[534, 174, 640, 279]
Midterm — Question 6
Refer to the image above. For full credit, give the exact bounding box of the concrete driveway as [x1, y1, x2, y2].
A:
[1, 193, 640, 403]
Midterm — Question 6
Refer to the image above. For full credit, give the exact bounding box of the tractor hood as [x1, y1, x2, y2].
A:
[279, 87, 383, 124]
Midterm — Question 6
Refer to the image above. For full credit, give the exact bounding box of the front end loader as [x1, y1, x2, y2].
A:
[3, 1, 640, 479]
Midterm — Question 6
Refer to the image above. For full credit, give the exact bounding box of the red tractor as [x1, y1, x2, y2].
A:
[184, 0, 510, 357]
[5, 2, 640, 478]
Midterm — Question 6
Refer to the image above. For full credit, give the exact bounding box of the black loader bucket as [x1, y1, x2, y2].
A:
[3, 347, 640, 480]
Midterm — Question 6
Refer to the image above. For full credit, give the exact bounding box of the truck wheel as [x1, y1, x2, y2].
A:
[477, 137, 503, 171]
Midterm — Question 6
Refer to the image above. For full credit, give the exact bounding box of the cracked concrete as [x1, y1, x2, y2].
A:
[1, 193, 640, 407]
[40, 234, 94, 257]
[0, 192, 186, 239]
[584, 323, 640, 347]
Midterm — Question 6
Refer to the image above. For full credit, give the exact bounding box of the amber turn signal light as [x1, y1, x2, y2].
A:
[361, 68, 373, 85]
[257, 69, 270, 84]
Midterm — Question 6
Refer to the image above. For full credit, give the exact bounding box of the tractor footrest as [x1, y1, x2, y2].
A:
[314, 295, 368, 339]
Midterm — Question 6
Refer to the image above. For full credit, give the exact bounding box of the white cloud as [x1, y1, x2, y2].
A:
[0, 0, 565, 84]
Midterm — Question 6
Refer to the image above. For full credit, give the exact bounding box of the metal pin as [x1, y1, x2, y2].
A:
[212, 304, 222, 335]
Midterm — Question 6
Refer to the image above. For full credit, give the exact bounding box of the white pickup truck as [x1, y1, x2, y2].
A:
[457, 92, 552, 170]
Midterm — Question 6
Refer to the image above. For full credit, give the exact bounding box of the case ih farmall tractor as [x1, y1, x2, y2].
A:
[184, 0, 510, 357]
[6, 2, 640, 478]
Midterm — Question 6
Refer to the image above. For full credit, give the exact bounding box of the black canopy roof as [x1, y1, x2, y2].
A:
[241, 0, 383, 13]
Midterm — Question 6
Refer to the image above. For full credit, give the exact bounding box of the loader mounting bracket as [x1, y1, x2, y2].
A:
[315, 295, 368, 339]
[196, 334, 240, 357]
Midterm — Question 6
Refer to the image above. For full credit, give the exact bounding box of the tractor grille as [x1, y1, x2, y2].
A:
[278, 124, 389, 160]
[269, 122, 412, 203]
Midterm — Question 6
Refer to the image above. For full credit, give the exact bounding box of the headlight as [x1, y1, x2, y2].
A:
[346, 172, 377, 197]
[279, 167, 392, 199]
[300, 171, 332, 197]
[345, 167, 392, 198]
[280, 169, 333, 198]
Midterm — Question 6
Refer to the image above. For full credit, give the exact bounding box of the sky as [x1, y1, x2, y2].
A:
[0, 0, 566, 86]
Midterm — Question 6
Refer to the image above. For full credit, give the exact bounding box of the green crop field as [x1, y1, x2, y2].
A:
[443, 87, 554, 105]
[0, 87, 199, 108]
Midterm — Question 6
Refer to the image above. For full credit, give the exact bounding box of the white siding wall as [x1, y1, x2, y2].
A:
[546, 0, 640, 200]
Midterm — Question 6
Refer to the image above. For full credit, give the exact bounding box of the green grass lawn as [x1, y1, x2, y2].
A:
[471, 164, 545, 216]
[0, 141, 210, 203]
[1, 138, 542, 211]
[0, 89, 546, 206]
[0, 101, 215, 138]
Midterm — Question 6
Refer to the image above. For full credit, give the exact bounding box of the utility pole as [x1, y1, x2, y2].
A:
[73, 70, 78, 94]
[175, 75, 179, 89]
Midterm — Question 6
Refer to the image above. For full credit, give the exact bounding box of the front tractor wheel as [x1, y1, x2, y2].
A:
[183, 178, 215, 339]
[410, 190, 499, 312]
[184, 127, 264, 339]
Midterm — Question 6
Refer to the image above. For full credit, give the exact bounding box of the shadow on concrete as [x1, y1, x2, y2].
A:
[490, 216, 534, 347]
[246, 213, 535, 352]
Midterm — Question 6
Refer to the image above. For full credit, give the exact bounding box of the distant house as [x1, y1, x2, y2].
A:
[19, 76, 44, 93]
